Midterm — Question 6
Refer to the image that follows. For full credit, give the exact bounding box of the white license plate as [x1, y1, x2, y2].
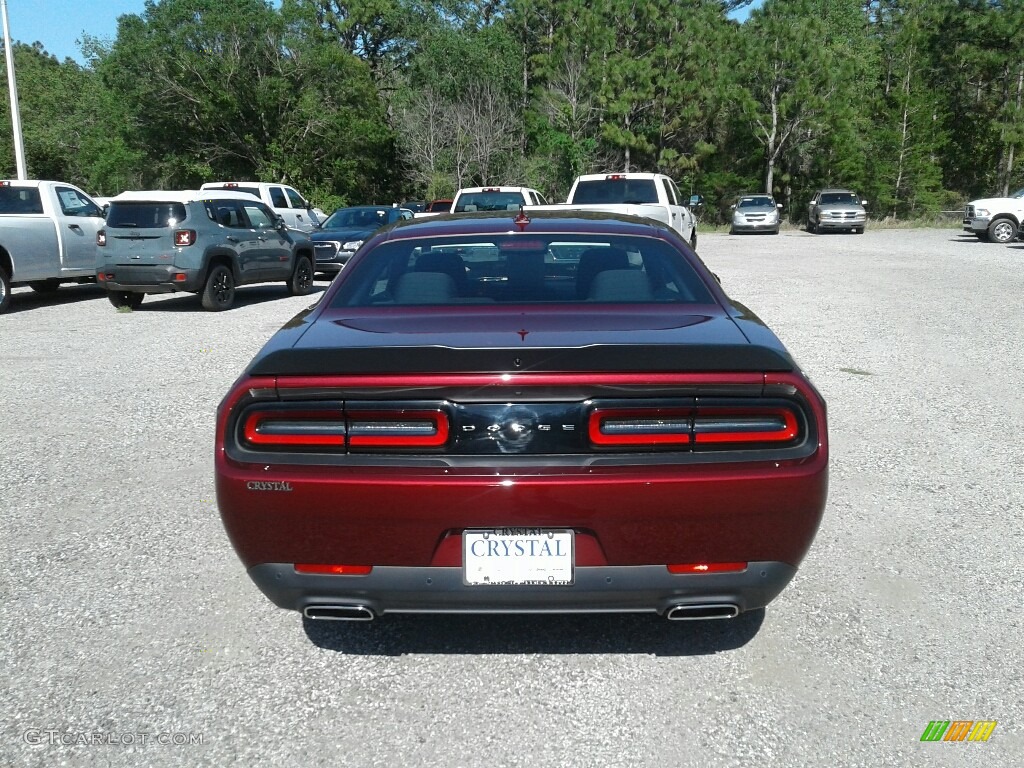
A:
[463, 529, 574, 586]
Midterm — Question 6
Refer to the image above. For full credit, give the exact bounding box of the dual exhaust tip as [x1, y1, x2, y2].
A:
[304, 604, 375, 621]
[303, 603, 740, 621]
[664, 603, 740, 620]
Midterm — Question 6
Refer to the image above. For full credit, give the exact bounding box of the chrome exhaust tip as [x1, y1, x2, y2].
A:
[303, 604, 375, 621]
[665, 603, 740, 621]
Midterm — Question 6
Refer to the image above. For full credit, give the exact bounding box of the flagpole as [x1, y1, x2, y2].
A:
[1, 0, 27, 179]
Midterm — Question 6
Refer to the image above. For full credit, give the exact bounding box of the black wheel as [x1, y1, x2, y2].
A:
[288, 255, 314, 296]
[0, 267, 11, 314]
[854, 226, 864, 234]
[987, 217, 1016, 243]
[107, 291, 144, 310]
[29, 279, 61, 294]
[807, 219, 817, 233]
[690, 228, 698, 250]
[201, 264, 235, 311]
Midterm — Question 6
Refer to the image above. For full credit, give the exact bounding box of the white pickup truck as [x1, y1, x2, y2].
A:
[0, 180, 106, 313]
[528, 172, 702, 249]
[199, 181, 326, 232]
[962, 187, 1024, 243]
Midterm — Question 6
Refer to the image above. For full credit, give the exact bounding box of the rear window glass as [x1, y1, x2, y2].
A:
[106, 202, 188, 228]
[0, 187, 44, 214]
[453, 192, 525, 212]
[207, 185, 260, 199]
[330, 235, 715, 308]
[572, 179, 658, 205]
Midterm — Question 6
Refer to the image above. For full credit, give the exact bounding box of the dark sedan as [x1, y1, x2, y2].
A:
[216, 211, 829, 623]
[310, 205, 412, 277]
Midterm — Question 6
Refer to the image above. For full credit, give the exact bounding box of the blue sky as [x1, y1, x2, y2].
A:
[5, 0, 763, 65]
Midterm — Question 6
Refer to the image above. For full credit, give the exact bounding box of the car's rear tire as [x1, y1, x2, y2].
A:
[0, 267, 11, 314]
[201, 264, 235, 311]
[107, 291, 144, 310]
[987, 217, 1016, 243]
[288, 255, 314, 296]
[29, 279, 61, 294]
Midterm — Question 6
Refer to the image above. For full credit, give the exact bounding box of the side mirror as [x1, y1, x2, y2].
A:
[776, 203, 783, 210]
[689, 194, 704, 208]
[273, 214, 287, 230]
[861, 199, 869, 206]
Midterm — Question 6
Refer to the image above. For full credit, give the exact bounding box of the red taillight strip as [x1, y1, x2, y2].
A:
[693, 407, 798, 444]
[294, 564, 373, 575]
[588, 408, 692, 446]
[276, 372, 766, 391]
[667, 562, 748, 574]
[346, 409, 449, 447]
[242, 409, 346, 447]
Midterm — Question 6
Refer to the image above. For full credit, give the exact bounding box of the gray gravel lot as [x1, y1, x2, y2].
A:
[2, 227, 1022, 767]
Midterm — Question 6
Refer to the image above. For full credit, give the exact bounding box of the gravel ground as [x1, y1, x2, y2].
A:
[1, 226, 1022, 767]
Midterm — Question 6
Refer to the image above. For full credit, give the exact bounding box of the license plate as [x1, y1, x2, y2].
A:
[463, 528, 574, 586]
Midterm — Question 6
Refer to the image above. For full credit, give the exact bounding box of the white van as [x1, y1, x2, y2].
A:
[199, 181, 325, 232]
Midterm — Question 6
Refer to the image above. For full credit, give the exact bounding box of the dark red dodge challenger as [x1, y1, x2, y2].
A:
[216, 210, 828, 622]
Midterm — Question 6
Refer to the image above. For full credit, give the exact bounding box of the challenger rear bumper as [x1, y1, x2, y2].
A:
[248, 561, 797, 616]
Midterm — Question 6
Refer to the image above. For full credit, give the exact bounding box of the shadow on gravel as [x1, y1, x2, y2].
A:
[133, 283, 326, 312]
[4, 284, 106, 314]
[302, 609, 765, 656]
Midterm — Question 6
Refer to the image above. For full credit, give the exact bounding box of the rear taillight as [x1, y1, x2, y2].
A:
[239, 406, 449, 451]
[693, 407, 798, 445]
[243, 409, 346, 448]
[174, 229, 197, 246]
[589, 408, 692, 446]
[588, 404, 801, 449]
[96, 230, 106, 246]
[347, 410, 448, 448]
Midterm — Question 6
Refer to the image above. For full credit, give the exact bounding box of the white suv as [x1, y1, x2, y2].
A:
[451, 186, 547, 213]
[200, 182, 326, 232]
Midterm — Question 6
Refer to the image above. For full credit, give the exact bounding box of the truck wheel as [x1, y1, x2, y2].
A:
[0, 267, 10, 314]
[29, 279, 61, 294]
[107, 291, 144, 310]
[690, 229, 697, 250]
[288, 255, 314, 296]
[987, 217, 1016, 243]
[201, 264, 235, 311]
[807, 219, 816, 233]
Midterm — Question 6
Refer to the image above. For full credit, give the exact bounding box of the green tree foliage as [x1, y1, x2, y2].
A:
[0, 43, 142, 193]
[98, 0, 399, 203]
[0, 0, 1021, 217]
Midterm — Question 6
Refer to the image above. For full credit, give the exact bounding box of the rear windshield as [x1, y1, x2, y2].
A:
[330, 234, 715, 308]
[106, 202, 189, 228]
[453, 192, 525, 213]
[572, 179, 658, 205]
[207, 185, 260, 199]
[0, 187, 44, 214]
